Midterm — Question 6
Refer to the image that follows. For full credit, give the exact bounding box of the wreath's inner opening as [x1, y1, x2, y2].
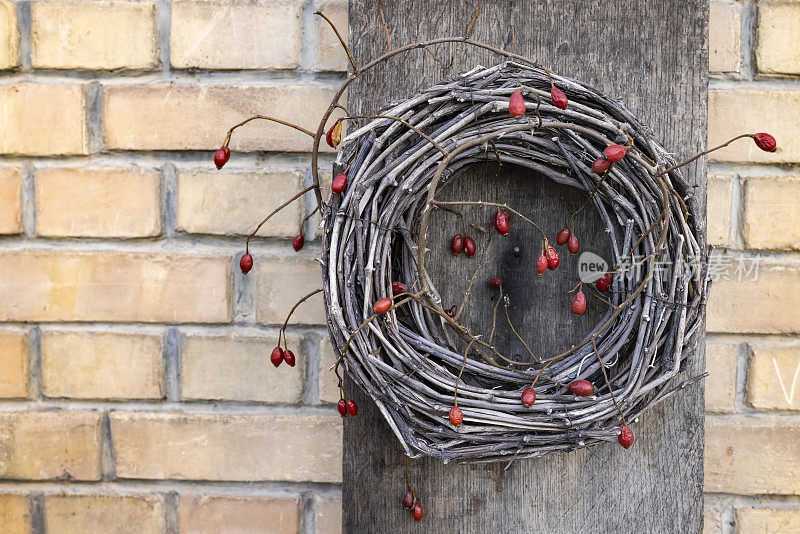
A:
[422, 161, 614, 362]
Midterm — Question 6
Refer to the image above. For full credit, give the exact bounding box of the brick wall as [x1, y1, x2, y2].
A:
[0, 1, 797, 533]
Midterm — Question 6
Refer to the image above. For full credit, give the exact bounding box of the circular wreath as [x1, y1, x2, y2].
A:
[321, 61, 708, 463]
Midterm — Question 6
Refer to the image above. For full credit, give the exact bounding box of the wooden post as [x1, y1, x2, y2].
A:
[343, 1, 707, 531]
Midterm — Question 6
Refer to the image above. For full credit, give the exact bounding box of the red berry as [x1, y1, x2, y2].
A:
[239, 253, 253, 274]
[283, 349, 296, 367]
[568, 379, 594, 397]
[595, 273, 613, 292]
[536, 254, 548, 275]
[464, 236, 476, 257]
[521, 386, 536, 407]
[325, 121, 342, 148]
[571, 289, 587, 316]
[493, 210, 510, 235]
[556, 228, 570, 245]
[292, 234, 304, 251]
[753, 132, 777, 152]
[546, 246, 560, 270]
[411, 502, 423, 522]
[604, 144, 627, 163]
[346, 399, 358, 416]
[214, 146, 230, 169]
[449, 405, 463, 426]
[445, 307, 456, 319]
[567, 234, 579, 255]
[337, 399, 347, 418]
[401, 492, 414, 509]
[270, 346, 284, 367]
[392, 281, 407, 295]
[488, 277, 503, 290]
[591, 156, 610, 174]
[550, 84, 568, 110]
[618, 425, 634, 448]
[508, 90, 526, 117]
[331, 172, 348, 194]
[374, 297, 392, 314]
[450, 234, 464, 255]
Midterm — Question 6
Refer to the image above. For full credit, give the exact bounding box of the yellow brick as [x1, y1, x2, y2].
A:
[41, 330, 163, 400]
[181, 334, 303, 402]
[0, 167, 22, 234]
[747, 342, 800, 411]
[709, 90, 800, 163]
[736, 509, 800, 533]
[705, 417, 800, 494]
[319, 336, 339, 404]
[0, 494, 31, 534]
[316, 495, 342, 534]
[45, 494, 165, 534]
[178, 494, 300, 534]
[0, 84, 87, 155]
[171, 0, 302, 69]
[0, 331, 28, 399]
[707, 262, 800, 334]
[757, 3, 800, 74]
[256, 255, 326, 325]
[31, 1, 157, 70]
[703, 507, 721, 534]
[705, 342, 737, 413]
[111, 413, 342, 482]
[315, 1, 349, 71]
[35, 167, 161, 238]
[707, 174, 732, 247]
[176, 170, 302, 237]
[0, 251, 230, 323]
[0, 1, 19, 69]
[102, 84, 338, 152]
[709, 1, 741, 73]
[0, 412, 101, 480]
[743, 176, 800, 250]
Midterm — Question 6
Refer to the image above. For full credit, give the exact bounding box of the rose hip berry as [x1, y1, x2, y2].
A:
[337, 399, 347, 418]
[283, 349, 296, 367]
[411, 502, 423, 522]
[392, 281, 407, 295]
[240, 253, 253, 274]
[568, 379, 594, 397]
[591, 156, 610, 174]
[494, 210, 510, 235]
[464, 236, 476, 257]
[488, 277, 503, 290]
[374, 297, 392, 315]
[618, 425, 634, 448]
[402, 491, 414, 510]
[449, 405, 463, 426]
[451, 234, 464, 255]
[604, 144, 627, 163]
[536, 254, 548, 275]
[550, 84, 568, 110]
[508, 90, 526, 117]
[571, 289, 587, 316]
[214, 146, 230, 169]
[331, 172, 348, 194]
[546, 246, 560, 270]
[556, 228, 570, 246]
[567, 234, 580, 255]
[595, 273, 613, 292]
[292, 234, 304, 251]
[753, 132, 777, 152]
[521, 386, 536, 406]
[270, 346, 284, 367]
[346, 399, 358, 416]
[325, 121, 342, 148]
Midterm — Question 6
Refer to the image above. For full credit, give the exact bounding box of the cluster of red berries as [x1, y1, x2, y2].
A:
[591, 144, 627, 175]
[401, 491, 424, 522]
[337, 397, 358, 418]
[508, 82, 568, 118]
[555, 227, 580, 255]
[450, 234, 476, 257]
[270, 346, 296, 367]
[536, 244, 560, 275]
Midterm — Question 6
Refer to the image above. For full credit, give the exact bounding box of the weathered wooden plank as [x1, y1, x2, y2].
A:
[343, 1, 707, 532]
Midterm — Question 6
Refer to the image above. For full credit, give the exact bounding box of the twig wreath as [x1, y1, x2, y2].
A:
[213, 9, 778, 522]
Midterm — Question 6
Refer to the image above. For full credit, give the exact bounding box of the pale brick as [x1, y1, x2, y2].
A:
[111, 413, 342, 482]
[178, 494, 300, 534]
[171, 0, 301, 70]
[709, 90, 800, 163]
[45, 494, 165, 534]
[747, 342, 800, 411]
[0, 1, 19, 69]
[757, 3, 800, 74]
[707, 174, 732, 247]
[743, 176, 800, 250]
[256, 256, 326, 325]
[176, 170, 302, 237]
[736, 509, 800, 533]
[0, 412, 101, 480]
[709, 1, 741, 73]
[705, 342, 737, 413]
[0, 251, 230, 323]
[35, 167, 161, 238]
[102, 84, 338, 152]
[31, 1, 157, 70]
[181, 334, 303, 402]
[707, 262, 800, 334]
[703, 507, 721, 534]
[315, 1, 349, 71]
[0, 84, 87, 155]
[0, 331, 28, 399]
[41, 331, 163, 400]
[319, 336, 340, 404]
[316, 495, 342, 534]
[0, 167, 22, 234]
[0, 494, 31, 534]
[705, 417, 800, 494]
